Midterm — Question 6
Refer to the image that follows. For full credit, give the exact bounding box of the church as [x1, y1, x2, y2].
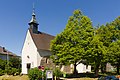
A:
[21, 10, 54, 74]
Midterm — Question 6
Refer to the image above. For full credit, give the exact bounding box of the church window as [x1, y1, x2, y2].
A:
[46, 58, 49, 64]
[27, 55, 30, 59]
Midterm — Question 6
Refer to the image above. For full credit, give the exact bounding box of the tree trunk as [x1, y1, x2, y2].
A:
[73, 62, 77, 75]
[101, 66, 104, 73]
[94, 64, 100, 77]
[101, 63, 106, 73]
[117, 63, 120, 74]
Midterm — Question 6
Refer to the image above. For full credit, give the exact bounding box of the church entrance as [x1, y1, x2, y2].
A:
[27, 63, 31, 73]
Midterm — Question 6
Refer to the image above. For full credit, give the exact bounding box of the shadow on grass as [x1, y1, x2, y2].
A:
[64, 72, 118, 78]
[63, 71, 119, 79]
[64, 73, 96, 78]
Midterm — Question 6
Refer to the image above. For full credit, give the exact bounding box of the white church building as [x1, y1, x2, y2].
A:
[21, 11, 54, 74]
[21, 10, 91, 74]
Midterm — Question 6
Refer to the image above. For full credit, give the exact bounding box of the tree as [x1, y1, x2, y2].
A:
[91, 20, 119, 75]
[86, 32, 106, 76]
[109, 40, 120, 74]
[107, 16, 120, 74]
[96, 24, 114, 73]
[94, 16, 120, 75]
[85, 23, 116, 76]
[50, 10, 94, 74]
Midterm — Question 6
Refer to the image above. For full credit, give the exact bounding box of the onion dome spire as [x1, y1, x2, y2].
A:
[29, 3, 39, 33]
[29, 3, 39, 25]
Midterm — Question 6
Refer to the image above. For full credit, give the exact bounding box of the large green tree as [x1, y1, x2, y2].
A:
[85, 29, 106, 76]
[95, 16, 120, 75]
[85, 21, 116, 76]
[96, 24, 114, 73]
[50, 10, 94, 74]
[109, 40, 120, 74]
[107, 16, 120, 74]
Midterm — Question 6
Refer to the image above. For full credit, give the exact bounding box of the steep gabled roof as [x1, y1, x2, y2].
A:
[29, 29, 54, 51]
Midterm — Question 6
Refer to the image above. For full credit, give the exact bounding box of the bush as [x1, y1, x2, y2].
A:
[0, 69, 4, 76]
[4, 67, 19, 75]
[11, 68, 18, 75]
[28, 67, 44, 80]
[28, 67, 51, 80]
[9, 57, 21, 69]
[0, 59, 6, 70]
[53, 67, 62, 78]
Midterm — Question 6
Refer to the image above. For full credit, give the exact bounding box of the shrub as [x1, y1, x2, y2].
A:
[28, 67, 50, 80]
[28, 67, 43, 80]
[0, 69, 4, 76]
[0, 59, 6, 70]
[9, 57, 21, 69]
[53, 67, 62, 78]
[4, 67, 19, 75]
[11, 68, 18, 75]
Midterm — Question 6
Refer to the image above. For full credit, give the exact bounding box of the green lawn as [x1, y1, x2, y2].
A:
[0, 75, 98, 80]
[0, 75, 29, 80]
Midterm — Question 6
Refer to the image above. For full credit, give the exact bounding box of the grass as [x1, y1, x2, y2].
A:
[0, 73, 118, 80]
[60, 77, 97, 80]
[0, 75, 98, 80]
[0, 75, 29, 80]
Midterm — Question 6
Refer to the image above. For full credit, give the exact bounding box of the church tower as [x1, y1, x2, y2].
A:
[28, 7, 39, 34]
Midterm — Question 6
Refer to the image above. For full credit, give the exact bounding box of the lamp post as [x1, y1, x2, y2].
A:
[7, 51, 9, 70]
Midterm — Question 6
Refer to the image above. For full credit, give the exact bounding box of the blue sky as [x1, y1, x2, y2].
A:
[0, 0, 120, 56]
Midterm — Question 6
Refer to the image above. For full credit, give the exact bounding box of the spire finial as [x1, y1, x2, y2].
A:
[32, 2, 35, 16]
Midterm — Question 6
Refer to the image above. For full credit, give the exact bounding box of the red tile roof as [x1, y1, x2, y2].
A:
[0, 46, 17, 56]
[29, 29, 54, 51]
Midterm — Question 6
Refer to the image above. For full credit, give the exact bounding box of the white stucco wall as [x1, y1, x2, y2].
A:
[86, 65, 91, 72]
[37, 51, 42, 67]
[76, 63, 91, 73]
[22, 30, 38, 74]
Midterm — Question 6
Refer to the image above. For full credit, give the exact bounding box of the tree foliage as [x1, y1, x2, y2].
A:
[109, 40, 120, 74]
[0, 58, 6, 70]
[107, 16, 120, 74]
[0, 57, 21, 75]
[9, 57, 21, 69]
[50, 10, 94, 74]
[50, 9, 120, 76]
[86, 30, 106, 76]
